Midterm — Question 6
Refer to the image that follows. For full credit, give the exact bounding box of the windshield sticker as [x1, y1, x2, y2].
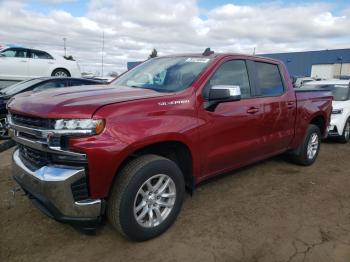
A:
[158, 100, 190, 106]
[185, 58, 210, 63]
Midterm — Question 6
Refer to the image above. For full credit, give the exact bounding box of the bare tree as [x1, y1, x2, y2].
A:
[149, 48, 158, 59]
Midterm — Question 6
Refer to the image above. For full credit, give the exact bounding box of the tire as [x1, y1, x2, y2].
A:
[338, 119, 350, 143]
[291, 124, 321, 166]
[107, 154, 185, 241]
[51, 68, 70, 77]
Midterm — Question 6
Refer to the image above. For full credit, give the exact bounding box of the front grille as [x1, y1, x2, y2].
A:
[71, 177, 89, 201]
[11, 114, 53, 129]
[18, 145, 49, 170]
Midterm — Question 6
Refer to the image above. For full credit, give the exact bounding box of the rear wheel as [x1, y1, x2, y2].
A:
[107, 154, 185, 241]
[291, 124, 321, 166]
[338, 119, 350, 143]
[51, 68, 70, 77]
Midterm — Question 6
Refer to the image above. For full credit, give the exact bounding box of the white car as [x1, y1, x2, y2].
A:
[0, 47, 81, 80]
[303, 79, 350, 142]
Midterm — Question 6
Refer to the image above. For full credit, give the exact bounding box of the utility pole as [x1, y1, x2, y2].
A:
[101, 31, 104, 77]
[63, 37, 67, 57]
[253, 47, 256, 55]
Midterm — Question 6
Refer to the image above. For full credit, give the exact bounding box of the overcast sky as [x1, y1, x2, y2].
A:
[0, 0, 349, 75]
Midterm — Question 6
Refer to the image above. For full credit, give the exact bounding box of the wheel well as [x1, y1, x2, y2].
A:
[52, 68, 70, 76]
[310, 115, 326, 136]
[116, 141, 194, 193]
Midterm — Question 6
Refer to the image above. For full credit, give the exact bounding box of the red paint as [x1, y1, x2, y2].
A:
[8, 54, 333, 198]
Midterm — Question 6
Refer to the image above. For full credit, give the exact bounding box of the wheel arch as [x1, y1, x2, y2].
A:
[51, 67, 71, 76]
[110, 140, 196, 197]
[310, 114, 326, 137]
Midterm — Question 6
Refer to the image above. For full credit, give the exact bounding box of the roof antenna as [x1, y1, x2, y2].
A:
[202, 47, 214, 56]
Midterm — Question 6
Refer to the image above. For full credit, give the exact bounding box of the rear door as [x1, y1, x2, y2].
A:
[0, 48, 29, 80]
[198, 59, 266, 177]
[251, 60, 296, 155]
[28, 50, 54, 77]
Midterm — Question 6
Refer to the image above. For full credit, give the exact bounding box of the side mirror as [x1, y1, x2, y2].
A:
[209, 85, 241, 101]
[205, 85, 241, 111]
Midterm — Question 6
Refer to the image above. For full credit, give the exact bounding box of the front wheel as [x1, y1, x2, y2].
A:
[107, 154, 185, 241]
[291, 124, 321, 166]
[338, 119, 350, 143]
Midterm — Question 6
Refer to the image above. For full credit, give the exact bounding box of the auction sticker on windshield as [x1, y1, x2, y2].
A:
[185, 58, 210, 63]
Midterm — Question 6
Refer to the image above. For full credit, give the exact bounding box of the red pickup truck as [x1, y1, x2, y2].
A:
[8, 52, 332, 240]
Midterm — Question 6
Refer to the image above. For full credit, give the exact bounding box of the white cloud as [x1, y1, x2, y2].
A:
[0, 0, 349, 75]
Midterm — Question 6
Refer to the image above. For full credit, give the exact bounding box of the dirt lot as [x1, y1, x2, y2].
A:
[1, 142, 350, 262]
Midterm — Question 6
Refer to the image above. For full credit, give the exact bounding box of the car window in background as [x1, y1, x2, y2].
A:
[112, 57, 212, 92]
[1, 48, 27, 58]
[302, 84, 350, 101]
[30, 50, 53, 59]
[33, 81, 68, 92]
[0, 79, 43, 96]
[255, 62, 284, 96]
[70, 79, 97, 86]
[204, 60, 251, 98]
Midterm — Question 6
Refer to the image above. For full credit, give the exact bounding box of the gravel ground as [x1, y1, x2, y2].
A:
[1, 142, 350, 262]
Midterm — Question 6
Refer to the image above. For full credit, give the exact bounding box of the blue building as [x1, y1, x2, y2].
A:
[127, 48, 350, 79]
[261, 48, 350, 78]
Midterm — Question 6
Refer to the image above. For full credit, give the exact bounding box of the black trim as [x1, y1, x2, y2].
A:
[13, 175, 102, 230]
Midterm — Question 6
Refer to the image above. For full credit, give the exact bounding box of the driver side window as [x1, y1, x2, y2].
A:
[204, 60, 251, 99]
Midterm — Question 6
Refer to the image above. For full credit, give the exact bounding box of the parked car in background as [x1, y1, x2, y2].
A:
[0, 47, 81, 80]
[293, 76, 323, 88]
[8, 53, 332, 240]
[302, 79, 350, 142]
[0, 77, 104, 139]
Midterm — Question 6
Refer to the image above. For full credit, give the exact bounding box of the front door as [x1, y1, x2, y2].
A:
[198, 59, 265, 178]
[0, 48, 29, 80]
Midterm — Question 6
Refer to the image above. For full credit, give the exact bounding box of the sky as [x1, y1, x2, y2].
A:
[0, 0, 349, 75]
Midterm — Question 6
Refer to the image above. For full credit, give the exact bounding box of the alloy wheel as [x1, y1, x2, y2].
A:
[133, 174, 176, 228]
[307, 132, 319, 160]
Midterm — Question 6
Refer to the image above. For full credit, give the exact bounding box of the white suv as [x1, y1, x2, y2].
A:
[0, 47, 81, 80]
[303, 79, 350, 142]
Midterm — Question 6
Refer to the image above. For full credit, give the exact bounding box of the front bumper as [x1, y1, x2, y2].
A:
[12, 149, 103, 228]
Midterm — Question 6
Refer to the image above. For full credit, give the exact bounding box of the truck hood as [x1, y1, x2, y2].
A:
[7, 85, 171, 119]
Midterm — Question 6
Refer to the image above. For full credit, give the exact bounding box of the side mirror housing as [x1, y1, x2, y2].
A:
[205, 85, 241, 110]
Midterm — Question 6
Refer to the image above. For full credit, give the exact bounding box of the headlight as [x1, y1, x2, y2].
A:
[53, 119, 105, 134]
[332, 109, 343, 114]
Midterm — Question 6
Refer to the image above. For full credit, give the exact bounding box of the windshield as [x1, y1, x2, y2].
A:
[302, 84, 350, 101]
[1, 79, 43, 95]
[111, 57, 212, 92]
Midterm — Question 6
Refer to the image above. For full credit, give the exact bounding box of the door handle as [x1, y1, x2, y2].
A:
[287, 101, 295, 108]
[20, 60, 27, 62]
[247, 107, 260, 114]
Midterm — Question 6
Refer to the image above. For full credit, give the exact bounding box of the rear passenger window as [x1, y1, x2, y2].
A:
[33, 81, 68, 91]
[255, 62, 284, 96]
[205, 60, 251, 98]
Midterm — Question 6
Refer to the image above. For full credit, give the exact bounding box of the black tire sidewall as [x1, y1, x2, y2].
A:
[340, 119, 350, 143]
[118, 158, 185, 241]
[302, 125, 321, 165]
[52, 69, 69, 77]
